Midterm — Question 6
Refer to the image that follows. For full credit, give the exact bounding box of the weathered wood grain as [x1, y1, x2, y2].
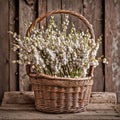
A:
[2, 92, 34, 105]
[0, 0, 9, 102]
[83, 0, 104, 92]
[115, 104, 120, 113]
[0, 1, 120, 101]
[0, 103, 120, 120]
[38, 0, 47, 27]
[62, 0, 84, 31]
[1, 92, 117, 106]
[1, 92, 119, 120]
[9, 0, 19, 91]
[90, 92, 117, 104]
[116, 92, 120, 103]
[47, 0, 62, 29]
[19, 0, 37, 91]
[1, 103, 116, 111]
[111, 0, 120, 93]
[105, 0, 116, 92]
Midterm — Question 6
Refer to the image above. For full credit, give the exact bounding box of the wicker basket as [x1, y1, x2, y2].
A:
[26, 10, 95, 113]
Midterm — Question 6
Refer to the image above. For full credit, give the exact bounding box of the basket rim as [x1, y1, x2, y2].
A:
[29, 73, 92, 81]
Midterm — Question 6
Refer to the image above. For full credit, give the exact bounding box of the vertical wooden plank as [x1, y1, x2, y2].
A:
[19, 0, 37, 91]
[83, 0, 104, 92]
[111, 0, 120, 94]
[47, 0, 62, 27]
[38, 0, 47, 27]
[0, 0, 9, 102]
[105, 0, 116, 92]
[62, 0, 84, 31]
[62, 0, 83, 13]
[112, 0, 120, 96]
[9, 0, 19, 91]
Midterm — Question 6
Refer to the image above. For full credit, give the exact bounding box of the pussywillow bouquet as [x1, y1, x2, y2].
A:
[10, 15, 108, 78]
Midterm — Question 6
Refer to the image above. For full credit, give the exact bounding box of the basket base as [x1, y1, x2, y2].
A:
[35, 105, 87, 114]
[31, 76, 93, 113]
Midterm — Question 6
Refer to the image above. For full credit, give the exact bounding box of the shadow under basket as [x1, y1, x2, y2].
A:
[26, 10, 95, 113]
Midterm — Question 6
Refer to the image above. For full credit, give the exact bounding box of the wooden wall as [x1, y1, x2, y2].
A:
[0, 0, 120, 102]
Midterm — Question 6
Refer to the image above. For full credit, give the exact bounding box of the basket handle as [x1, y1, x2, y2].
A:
[26, 9, 95, 40]
[26, 9, 95, 77]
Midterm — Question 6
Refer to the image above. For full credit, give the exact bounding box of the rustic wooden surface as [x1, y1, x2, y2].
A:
[0, 92, 120, 120]
[111, 0, 120, 92]
[9, 0, 19, 91]
[116, 92, 120, 103]
[0, 0, 9, 102]
[83, 0, 104, 92]
[47, 0, 61, 28]
[38, 0, 47, 27]
[0, 104, 120, 120]
[19, 0, 37, 91]
[1, 92, 117, 106]
[62, 0, 84, 31]
[105, 0, 116, 92]
[0, 0, 120, 102]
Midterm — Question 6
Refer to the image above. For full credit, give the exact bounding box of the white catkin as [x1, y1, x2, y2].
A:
[10, 15, 105, 78]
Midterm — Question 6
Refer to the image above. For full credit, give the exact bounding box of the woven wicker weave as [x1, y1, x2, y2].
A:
[26, 10, 95, 113]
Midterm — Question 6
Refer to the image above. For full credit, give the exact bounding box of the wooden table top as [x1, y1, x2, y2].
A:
[0, 91, 119, 120]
